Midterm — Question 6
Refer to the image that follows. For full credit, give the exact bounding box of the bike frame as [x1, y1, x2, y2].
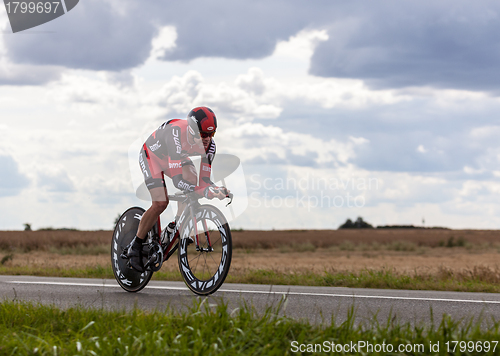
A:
[156, 193, 218, 263]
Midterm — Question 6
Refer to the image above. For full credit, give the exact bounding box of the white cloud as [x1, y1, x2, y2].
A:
[78, 174, 132, 198]
[232, 67, 411, 112]
[470, 125, 500, 139]
[235, 67, 266, 95]
[417, 145, 427, 153]
[149, 26, 177, 61]
[350, 136, 369, 145]
[146, 70, 283, 120]
[273, 29, 329, 61]
[0, 61, 62, 85]
[47, 71, 141, 117]
[222, 122, 363, 166]
[148, 70, 203, 113]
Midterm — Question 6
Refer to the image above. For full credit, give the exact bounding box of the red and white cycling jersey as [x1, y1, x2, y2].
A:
[139, 119, 215, 193]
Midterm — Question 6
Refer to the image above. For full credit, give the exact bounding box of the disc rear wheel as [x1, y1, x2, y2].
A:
[111, 207, 156, 292]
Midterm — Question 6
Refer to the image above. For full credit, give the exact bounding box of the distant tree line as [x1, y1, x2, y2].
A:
[338, 217, 449, 230]
[338, 217, 374, 229]
[22, 223, 79, 231]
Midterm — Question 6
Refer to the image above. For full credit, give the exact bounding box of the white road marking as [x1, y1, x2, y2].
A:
[6, 280, 500, 304]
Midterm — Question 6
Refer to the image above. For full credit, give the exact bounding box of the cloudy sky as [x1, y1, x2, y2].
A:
[1, 0, 500, 230]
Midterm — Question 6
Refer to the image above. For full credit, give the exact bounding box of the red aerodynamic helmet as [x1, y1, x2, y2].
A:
[187, 106, 217, 138]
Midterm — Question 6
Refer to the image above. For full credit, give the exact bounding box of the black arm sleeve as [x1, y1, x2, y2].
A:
[172, 174, 196, 192]
[199, 139, 216, 187]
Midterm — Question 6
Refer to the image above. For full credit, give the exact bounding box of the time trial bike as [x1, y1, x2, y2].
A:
[111, 191, 233, 295]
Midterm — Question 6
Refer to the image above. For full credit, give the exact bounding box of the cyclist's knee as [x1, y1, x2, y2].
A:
[149, 186, 168, 204]
[151, 199, 168, 213]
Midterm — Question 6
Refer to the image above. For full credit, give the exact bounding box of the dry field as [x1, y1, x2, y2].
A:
[1, 229, 500, 276]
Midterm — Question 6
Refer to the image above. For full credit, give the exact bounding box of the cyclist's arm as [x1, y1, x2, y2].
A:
[198, 140, 229, 199]
[198, 139, 216, 189]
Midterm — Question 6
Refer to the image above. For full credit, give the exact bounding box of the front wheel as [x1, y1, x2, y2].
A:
[111, 207, 156, 292]
[178, 204, 232, 295]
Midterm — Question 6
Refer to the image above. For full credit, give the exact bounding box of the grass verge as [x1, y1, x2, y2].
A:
[1, 299, 500, 355]
[0, 265, 114, 279]
[226, 268, 500, 293]
[2, 265, 500, 293]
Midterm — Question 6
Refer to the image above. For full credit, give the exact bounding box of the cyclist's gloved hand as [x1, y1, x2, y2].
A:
[204, 186, 219, 199]
[204, 186, 229, 200]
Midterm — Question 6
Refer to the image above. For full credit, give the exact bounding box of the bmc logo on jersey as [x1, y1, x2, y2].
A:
[169, 162, 182, 169]
[149, 140, 161, 151]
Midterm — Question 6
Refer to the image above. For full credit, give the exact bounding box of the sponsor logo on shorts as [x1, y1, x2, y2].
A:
[169, 162, 182, 169]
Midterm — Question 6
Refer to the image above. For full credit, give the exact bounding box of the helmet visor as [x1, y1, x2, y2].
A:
[200, 131, 215, 138]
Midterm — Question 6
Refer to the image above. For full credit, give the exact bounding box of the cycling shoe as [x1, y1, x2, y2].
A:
[127, 237, 145, 272]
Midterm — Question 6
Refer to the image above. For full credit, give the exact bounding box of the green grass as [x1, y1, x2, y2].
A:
[2, 265, 500, 294]
[225, 268, 500, 293]
[0, 265, 114, 279]
[1, 299, 500, 355]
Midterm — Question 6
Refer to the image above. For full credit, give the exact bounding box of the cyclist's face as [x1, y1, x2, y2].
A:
[201, 136, 211, 148]
[191, 130, 214, 149]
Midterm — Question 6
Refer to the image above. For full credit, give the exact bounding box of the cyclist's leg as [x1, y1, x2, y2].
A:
[129, 148, 168, 272]
[137, 148, 169, 239]
[129, 185, 168, 272]
[137, 186, 168, 239]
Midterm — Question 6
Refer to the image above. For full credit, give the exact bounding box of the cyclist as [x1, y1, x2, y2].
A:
[128, 106, 229, 272]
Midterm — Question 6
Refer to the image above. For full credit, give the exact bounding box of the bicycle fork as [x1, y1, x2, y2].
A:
[189, 204, 213, 252]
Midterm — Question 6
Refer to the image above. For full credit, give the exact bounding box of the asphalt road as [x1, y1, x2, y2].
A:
[1, 275, 500, 326]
